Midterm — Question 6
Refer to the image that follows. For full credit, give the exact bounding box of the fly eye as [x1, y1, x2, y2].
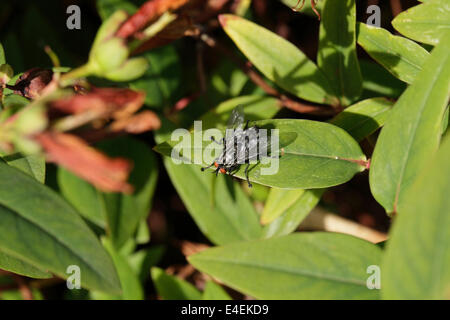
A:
[214, 162, 219, 168]
[220, 168, 226, 174]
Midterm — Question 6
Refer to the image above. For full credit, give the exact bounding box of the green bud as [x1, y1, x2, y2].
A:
[91, 10, 128, 53]
[104, 57, 149, 82]
[91, 38, 129, 74]
[14, 104, 48, 136]
[0, 64, 13, 84]
[13, 136, 41, 155]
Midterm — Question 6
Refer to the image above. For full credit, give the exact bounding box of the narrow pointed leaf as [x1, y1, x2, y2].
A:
[0, 250, 51, 279]
[392, 0, 450, 46]
[203, 281, 232, 300]
[318, 0, 362, 106]
[0, 42, 5, 64]
[102, 238, 144, 300]
[357, 23, 430, 84]
[0, 163, 121, 293]
[189, 233, 382, 299]
[369, 34, 450, 213]
[382, 135, 450, 299]
[219, 14, 337, 105]
[330, 98, 394, 142]
[262, 189, 324, 238]
[151, 267, 202, 300]
[260, 188, 304, 225]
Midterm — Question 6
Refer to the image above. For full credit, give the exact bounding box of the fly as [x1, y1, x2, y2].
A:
[201, 105, 272, 188]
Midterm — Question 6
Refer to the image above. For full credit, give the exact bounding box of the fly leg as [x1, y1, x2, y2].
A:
[201, 162, 216, 171]
[245, 163, 252, 188]
[210, 136, 223, 145]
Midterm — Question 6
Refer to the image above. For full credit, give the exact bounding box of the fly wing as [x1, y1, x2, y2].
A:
[244, 128, 279, 163]
[227, 105, 245, 129]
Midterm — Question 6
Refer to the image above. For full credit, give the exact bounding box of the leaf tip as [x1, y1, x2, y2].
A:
[218, 14, 237, 28]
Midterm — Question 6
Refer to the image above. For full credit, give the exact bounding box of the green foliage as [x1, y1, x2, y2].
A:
[330, 98, 393, 142]
[392, 0, 450, 45]
[156, 123, 263, 245]
[382, 135, 450, 299]
[58, 137, 158, 248]
[0, 0, 448, 301]
[151, 267, 202, 300]
[318, 0, 362, 106]
[220, 14, 338, 105]
[370, 33, 450, 213]
[189, 233, 382, 299]
[0, 163, 121, 293]
[357, 23, 430, 84]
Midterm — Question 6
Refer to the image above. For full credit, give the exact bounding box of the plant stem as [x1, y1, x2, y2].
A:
[59, 63, 94, 87]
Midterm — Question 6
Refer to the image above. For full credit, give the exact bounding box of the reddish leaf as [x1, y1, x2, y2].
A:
[49, 87, 145, 119]
[132, 15, 196, 54]
[116, 0, 189, 38]
[109, 110, 161, 133]
[36, 132, 133, 193]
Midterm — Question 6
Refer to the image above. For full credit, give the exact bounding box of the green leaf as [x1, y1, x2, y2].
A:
[369, 33, 450, 213]
[151, 267, 202, 300]
[442, 106, 449, 135]
[101, 238, 144, 300]
[392, 0, 450, 46]
[58, 137, 158, 246]
[262, 189, 324, 238]
[0, 249, 51, 279]
[318, 0, 362, 106]
[130, 45, 181, 109]
[57, 168, 107, 228]
[155, 119, 367, 189]
[200, 95, 281, 130]
[0, 153, 45, 183]
[189, 233, 382, 299]
[128, 245, 165, 282]
[357, 23, 430, 84]
[359, 60, 406, 99]
[207, 60, 251, 105]
[203, 281, 232, 300]
[382, 135, 450, 299]
[260, 188, 304, 225]
[155, 119, 262, 245]
[166, 165, 262, 245]
[1, 94, 29, 111]
[0, 163, 121, 293]
[135, 218, 150, 244]
[0, 42, 5, 64]
[330, 98, 394, 142]
[219, 14, 337, 105]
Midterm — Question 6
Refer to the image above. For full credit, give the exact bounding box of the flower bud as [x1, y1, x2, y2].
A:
[13, 68, 53, 99]
[0, 64, 13, 84]
[91, 38, 129, 74]
[103, 57, 149, 82]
